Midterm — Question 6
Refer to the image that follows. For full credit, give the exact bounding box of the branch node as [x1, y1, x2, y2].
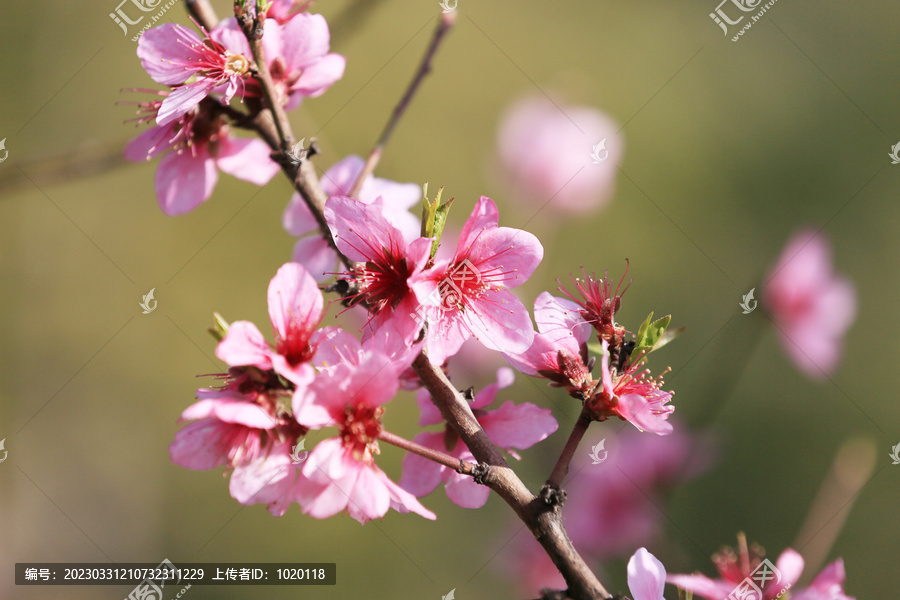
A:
[471, 462, 490, 485]
[539, 483, 567, 507]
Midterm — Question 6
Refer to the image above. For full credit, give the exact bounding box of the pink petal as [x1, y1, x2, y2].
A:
[616, 392, 674, 435]
[154, 148, 218, 215]
[381, 472, 437, 520]
[215, 320, 272, 370]
[169, 419, 232, 470]
[444, 467, 490, 509]
[301, 438, 350, 483]
[534, 291, 592, 345]
[479, 400, 558, 450]
[457, 196, 500, 253]
[124, 124, 175, 162]
[291, 236, 339, 282]
[137, 24, 201, 85]
[311, 326, 363, 371]
[463, 289, 535, 354]
[466, 226, 543, 289]
[229, 443, 296, 513]
[399, 433, 445, 496]
[290, 53, 346, 97]
[774, 548, 805, 589]
[324, 196, 407, 263]
[181, 395, 277, 429]
[267, 262, 324, 346]
[209, 17, 252, 58]
[627, 548, 667, 600]
[666, 574, 733, 600]
[283, 192, 319, 236]
[415, 388, 445, 427]
[280, 13, 331, 69]
[347, 465, 391, 524]
[216, 137, 280, 185]
[157, 80, 217, 127]
[294, 475, 347, 520]
[423, 310, 471, 366]
[292, 381, 337, 429]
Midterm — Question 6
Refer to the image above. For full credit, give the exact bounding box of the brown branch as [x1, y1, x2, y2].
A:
[185, 0, 219, 30]
[378, 429, 477, 474]
[348, 10, 456, 198]
[547, 406, 592, 489]
[411, 352, 609, 600]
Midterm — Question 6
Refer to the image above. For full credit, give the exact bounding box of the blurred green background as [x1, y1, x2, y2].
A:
[2, 0, 899, 598]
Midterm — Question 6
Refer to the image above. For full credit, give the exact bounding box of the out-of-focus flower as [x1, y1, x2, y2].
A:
[763, 229, 856, 379]
[411, 196, 543, 364]
[124, 95, 279, 215]
[284, 155, 420, 281]
[400, 368, 557, 508]
[496, 95, 622, 214]
[668, 538, 853, 600]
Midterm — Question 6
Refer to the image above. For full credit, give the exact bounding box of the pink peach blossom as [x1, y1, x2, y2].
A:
[411, 196, 543, 364]
[216, 262, 325, 385]
[291, 350, 435, 523]
[124, 95, 279, 215]
[400, 367, 557, 508]
[496, 95, 622, 214]
[628, 548, 668, 600]
[763, 229, 856, 379]
[284, 155, 420, 280]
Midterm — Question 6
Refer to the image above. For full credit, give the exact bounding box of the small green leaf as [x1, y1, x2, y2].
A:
[420, 183, 454, 258]
[208, 312, 230, 342]
[632, 313, 675, 361]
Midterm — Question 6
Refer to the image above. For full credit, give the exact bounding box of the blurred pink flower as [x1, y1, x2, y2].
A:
[563, 425, 712, 559]
[668, 542, 853, 600]
[628, 548, 668, 600]
[283, 155, 421, 281]
[496, 95, 622, 214]
[400, 368, 558, 508]
[411, 196, 543, 364]
[124, 96, 279, 215]
[291, 350, 436, 523]
[763, 229, 856, 378]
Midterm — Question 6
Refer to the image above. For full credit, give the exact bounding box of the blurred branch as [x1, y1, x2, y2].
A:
[349, 10, 456, 198]
[186, 0, 219, 30]
[0, 141, 130, 194]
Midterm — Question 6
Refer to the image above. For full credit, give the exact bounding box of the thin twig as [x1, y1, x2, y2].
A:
[185, 0, 219, 30]
[378, 429, 477, 474]
[348, 10, 456, 198]
[412, 352, 609, 600]
[547, 407, 592, 489]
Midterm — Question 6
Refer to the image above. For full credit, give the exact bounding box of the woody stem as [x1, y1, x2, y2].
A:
[547, 406, 592, 489]
[378, 429, 477, 474]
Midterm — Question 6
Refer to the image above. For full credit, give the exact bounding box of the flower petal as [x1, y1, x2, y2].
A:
[627, 548, 666, 600]
[478, 400, 558, 449]
[154, 144, 217, 215]
[216, 320, 272, 370]
[137, 23, 202, 85]
[216, 137, 280, 185]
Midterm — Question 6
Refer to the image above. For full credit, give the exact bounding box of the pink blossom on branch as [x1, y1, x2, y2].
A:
[762, 228, 856, 379]
[411, 196, 544, 365]
[496, 95, 623, 214]
[215, 262, 326, 386]
[324, 195, 434, 348]
[124, 96, 279, 215]
[284, 155, 420, 280]
[291, 350, 436, 523]
[400, 367, 558, 508]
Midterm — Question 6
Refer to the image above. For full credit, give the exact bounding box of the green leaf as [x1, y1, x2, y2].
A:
[208, 312, 230, 342]
[632, 313, 675, 361]
[420, 183, 454, 258]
